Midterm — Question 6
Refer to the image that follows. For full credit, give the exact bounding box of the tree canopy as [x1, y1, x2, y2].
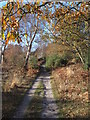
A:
[1, 0, 90, 65]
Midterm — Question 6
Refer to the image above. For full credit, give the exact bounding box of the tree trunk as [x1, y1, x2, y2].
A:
[65, 41, 85, 65]
[1, 44, 6, 65]
[24, 44, 32, 70]
[74, 46, 85, 65]
[24, 28, 37, 70]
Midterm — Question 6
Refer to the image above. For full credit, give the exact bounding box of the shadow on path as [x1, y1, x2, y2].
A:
[13, 65, 59, 118]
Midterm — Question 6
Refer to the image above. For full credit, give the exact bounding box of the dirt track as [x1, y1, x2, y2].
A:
[13, 67, 59, 118]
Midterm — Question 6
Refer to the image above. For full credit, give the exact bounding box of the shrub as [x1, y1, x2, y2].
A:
[83, 48, 90, 70]
[29, 56, 38, 69]
[45, 54, 58, 69]
[83, 55, 89, 70]
[45, 53, 71, 70]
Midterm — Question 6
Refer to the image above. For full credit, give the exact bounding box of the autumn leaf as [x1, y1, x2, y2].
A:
[71, 2, 73, 7]
[5, 38, 9, 45]
[17, 1, 20, 9]
[17, 10, 20, 14]
[3, 20, 6, 26]
[3, 25, 7, 31]
[11, 16, 15, 21]
[2, 33, 5, 40]
[12, 38, 15, 42]
[7, 32, 11, 38]
[9, 34, 15, 41]
[6, 18, 9, 22]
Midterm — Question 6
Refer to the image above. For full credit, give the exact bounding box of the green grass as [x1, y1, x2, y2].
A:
[24, 81, 44, 118]
[50, 78, 64, 118]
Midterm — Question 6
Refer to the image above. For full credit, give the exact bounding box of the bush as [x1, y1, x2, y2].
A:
[29, 56, 38, 69]
[83, 48, 90, 70]
[45, 54, 58, 69]
[45, 53, 71, 70]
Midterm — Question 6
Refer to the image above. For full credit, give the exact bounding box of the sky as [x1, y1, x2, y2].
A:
[0, 1, 7, 8]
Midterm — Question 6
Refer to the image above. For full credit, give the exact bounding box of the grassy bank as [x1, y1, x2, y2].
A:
[51, 63, 89, 118]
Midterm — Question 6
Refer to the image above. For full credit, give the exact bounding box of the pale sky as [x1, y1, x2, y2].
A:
[0, 1, 7, 8]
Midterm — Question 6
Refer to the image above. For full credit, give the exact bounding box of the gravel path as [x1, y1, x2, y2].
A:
[13, 67, 59, 119]
[41, 72, 59, 118]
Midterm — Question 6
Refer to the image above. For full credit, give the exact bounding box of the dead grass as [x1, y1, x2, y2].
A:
[2, 66, 39, 118]
[51, 63, 89, 118]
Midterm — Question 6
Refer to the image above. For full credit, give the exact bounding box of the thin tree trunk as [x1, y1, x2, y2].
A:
[1, 44, 6, 64]
[24, 28, 37, 70]
[74, 46, 85, 65]
[65, 40, 85, 65]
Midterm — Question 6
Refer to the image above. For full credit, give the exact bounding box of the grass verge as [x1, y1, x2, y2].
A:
[51, 76, 64, 118]
[24, 81, 44, 118]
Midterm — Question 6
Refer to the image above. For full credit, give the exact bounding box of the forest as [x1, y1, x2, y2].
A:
[0, 0, 90, 119]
